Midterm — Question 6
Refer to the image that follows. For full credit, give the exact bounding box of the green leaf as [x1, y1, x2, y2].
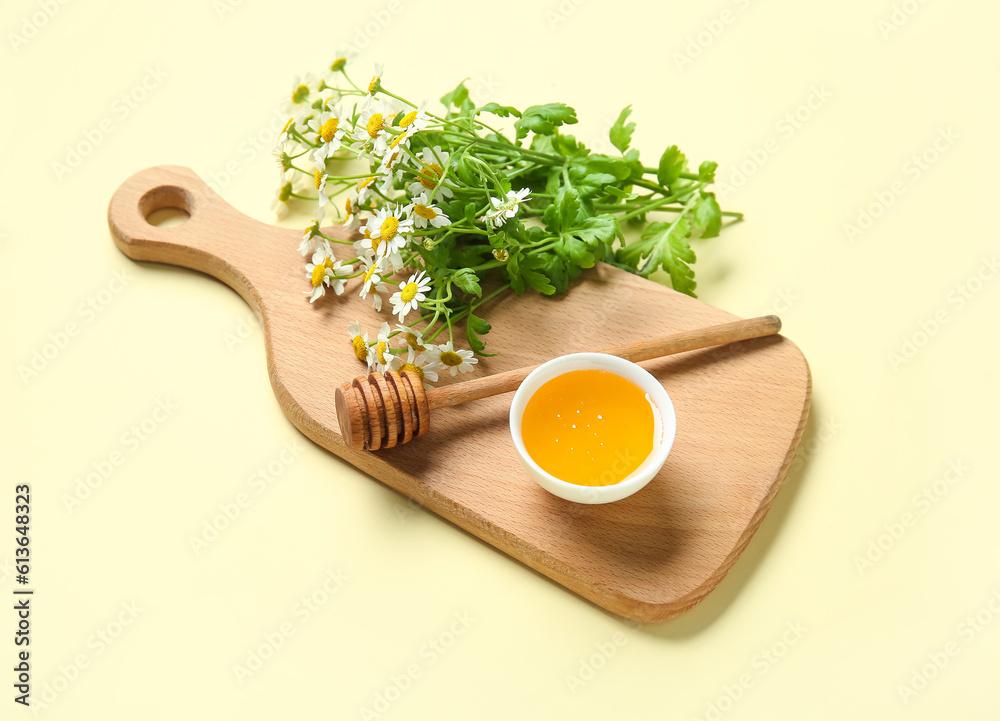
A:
[452, 268, 483, 297]
[609, 105, 635, 153]
[616, 217, 697, 296]
[691, 193, 722, 239]
[656, 145, 687, 187]
[506, 250, 525, 294]
[440, 80, 474, 118]
[465, 313, 493, 354]
[539, 253, 572, 295]
[453, 152, 478, 186]
[603, 185, 635, 201]
[523, 269, 556, 295]
[440, 80, 469, 108]
[553, 214, 621, 270]
[552, 133, 589, 158]
[487, 229, 507, 249]
[477, 102, 521, 118]
[570, 214, 623, 246]
[561, 236, 596, 267]
[464, 201, 477, 225]
[506, 249, 556, 296]
[698, 160, 718, 184]
[468, 313, 491, 335]
[543, 187, 582, 233]
[624, 148, 643, 179]
[585, 155, 631, 181]
[515, 103, 578, 140]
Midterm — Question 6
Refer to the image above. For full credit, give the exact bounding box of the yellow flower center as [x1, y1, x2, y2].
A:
[413, 204, 437, 220]
[383, 148, 402, 170]
[363, 226, 383, 254]
[331, 57, 347, 72]
[439, 350, 464, 367]
[278, 182, 292, 202]
[280, 117, 294, 135]
[404, 332, 425, 351]
[366, 113, 384, 138]
[363, 264, 379, 283]
[368, 75, 379, 94]
[389, 133, 405, 149]
[400, 282, 419, 303]
[319, 117, 339, 143]
[314, 169, 323, 190]
[376, 341, 388, 365]
[379, 216, 399, 242]
[399, 110, 418, 128]
[345, 197, 354, 217]
[311, 263, 326, 287]
[351, 335, 367, 362]
[291, 84, 310, 104]
[401, 363, 424, 379]
[359, 176, 375, 191]
[419, 164, 443, 189]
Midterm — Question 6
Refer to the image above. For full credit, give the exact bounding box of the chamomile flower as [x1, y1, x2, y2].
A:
[356, 176, 377, 206]
[354, 225, 404, 272]
[389, 270, 432, 322]
[358, 256, 388, 312]
[356, 97, 395, 155]
[299, 207, 326, 256]
[394, 323, 427, 352]
[367, 322, 399, 373]
[328, 48, 356, 76]
[287, 72, 319, 112]
[405, 193, 451, 229]
[399, 347, 441, 388]
[407, 146, 454, 199]
[383, 132, 412, 164]
[304, 243, 349, 303]
[314, 169, 331, 207]
[277, 117, 295, 148]
[271, 181, 294, 218]
[485, 187, 531, 229]
[365, 62, 384, 99]
[368, 204, 414, 257]
[426, 341, 478, 376]
[382, 103, 425, 157]
[376, 146, 407, 193]
[308, 107, 347, 166]
[273, 145, 293, 185]
[341, 194, 361, 230]
[325, 259, 351, 296]
[347, 320, 369, 363]
[397, 101, 430, 134]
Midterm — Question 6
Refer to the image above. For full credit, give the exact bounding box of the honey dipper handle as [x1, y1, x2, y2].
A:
[425, 315, 782, 411]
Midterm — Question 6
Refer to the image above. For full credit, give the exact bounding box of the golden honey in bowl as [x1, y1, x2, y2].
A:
[520, 369, 656, 486]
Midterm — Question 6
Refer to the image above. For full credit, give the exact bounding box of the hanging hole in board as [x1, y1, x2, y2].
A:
[139, 185, 192, 228]
[145, 207, 190, 227]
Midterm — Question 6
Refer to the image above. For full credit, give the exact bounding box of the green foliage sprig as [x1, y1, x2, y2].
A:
[274, 59, 740, 377]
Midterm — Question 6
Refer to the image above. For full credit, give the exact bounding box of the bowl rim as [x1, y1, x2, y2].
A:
[509, 352, 677, 503]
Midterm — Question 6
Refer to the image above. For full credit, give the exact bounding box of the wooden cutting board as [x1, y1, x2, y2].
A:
[108, 165, 811, 622]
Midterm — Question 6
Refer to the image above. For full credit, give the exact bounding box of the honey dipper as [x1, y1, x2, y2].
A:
[335, 315, 781, 450]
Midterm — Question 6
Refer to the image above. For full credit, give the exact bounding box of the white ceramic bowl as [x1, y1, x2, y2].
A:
[509, 353, 677, 504]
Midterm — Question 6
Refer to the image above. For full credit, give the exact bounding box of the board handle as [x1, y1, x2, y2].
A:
[106, 165, 345, 311]
[109, 165, 233, 265]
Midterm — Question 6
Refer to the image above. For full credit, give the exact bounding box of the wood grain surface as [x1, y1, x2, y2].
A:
[108, 165, 812, 622]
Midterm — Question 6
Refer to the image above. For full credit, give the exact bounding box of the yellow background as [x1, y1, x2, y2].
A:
[3, 0, 998, 718]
